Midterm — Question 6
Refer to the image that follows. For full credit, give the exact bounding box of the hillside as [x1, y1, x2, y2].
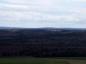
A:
[0, 27, 86, 57]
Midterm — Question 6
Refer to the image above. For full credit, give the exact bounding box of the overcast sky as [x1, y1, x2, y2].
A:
[0, 0, 86, 28]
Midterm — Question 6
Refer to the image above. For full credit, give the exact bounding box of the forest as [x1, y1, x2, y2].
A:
[0, 28, 86, 57]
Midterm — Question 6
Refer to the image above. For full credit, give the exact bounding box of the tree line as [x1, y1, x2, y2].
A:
[0, 28, 86, 57]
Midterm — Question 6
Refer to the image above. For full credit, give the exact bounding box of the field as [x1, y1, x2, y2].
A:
[0, 57, 86, 64]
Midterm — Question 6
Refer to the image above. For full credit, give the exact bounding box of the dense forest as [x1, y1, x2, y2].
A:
[0, 27, 86, 57]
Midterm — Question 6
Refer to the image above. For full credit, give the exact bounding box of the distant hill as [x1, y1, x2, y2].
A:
[0, 27, 86, 57]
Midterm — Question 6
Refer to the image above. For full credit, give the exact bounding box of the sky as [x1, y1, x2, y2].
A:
[0, 0, 86, 28]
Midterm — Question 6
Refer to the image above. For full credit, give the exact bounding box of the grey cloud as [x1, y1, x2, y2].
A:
[0, 0, 86, 28]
